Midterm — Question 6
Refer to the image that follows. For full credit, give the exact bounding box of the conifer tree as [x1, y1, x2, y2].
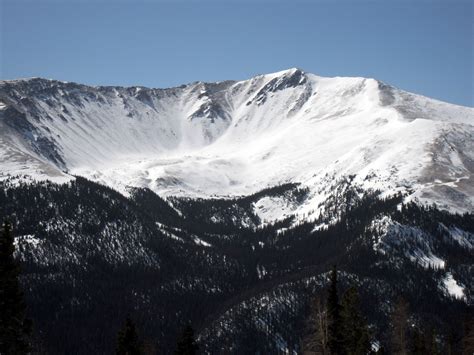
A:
[445, 327, 459, 355]
[391, 297, 409, 355]
[303, 296, 329, 355]
[411, 327, 427, 355]
[174, 324, 199, 355]
[327, 265, 343, 355]
[340, 286, 370, 355]
[116, 317, 142, 355]
[0, 220, 31, 354]
[426, 327, 440, 355]
[462, 315, 474, 355]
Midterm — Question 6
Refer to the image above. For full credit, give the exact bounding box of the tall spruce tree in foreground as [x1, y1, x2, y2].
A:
[462, 315, 474, 355]
[411, 327, 427, 355]
[327, 265, 343, 355]
[303, 296, 329, 354]
[116, 317, 142, 355]
[0, 220, 31, 354]
[340, 286, 371, 355]
[174, 324, 198, 355]
[391, 297, 409, 355]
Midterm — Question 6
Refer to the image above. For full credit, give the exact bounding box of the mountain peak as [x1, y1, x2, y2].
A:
[261, 67, 307, 82]
[1, 69, 473, 212]
[269, 67, 305, 76]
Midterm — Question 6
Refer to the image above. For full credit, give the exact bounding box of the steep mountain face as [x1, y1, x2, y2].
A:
[0, 70, 473, 353]
[1, 68, 472, 213]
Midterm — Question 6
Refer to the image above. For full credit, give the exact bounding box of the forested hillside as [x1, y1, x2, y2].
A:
[1, 176, 472, 353]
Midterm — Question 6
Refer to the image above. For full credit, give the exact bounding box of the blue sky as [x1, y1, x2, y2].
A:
[1, 0, 473, 106]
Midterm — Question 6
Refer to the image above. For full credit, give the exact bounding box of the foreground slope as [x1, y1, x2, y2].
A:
[1, 177, 472, 353]
[1, 69, 473, 213]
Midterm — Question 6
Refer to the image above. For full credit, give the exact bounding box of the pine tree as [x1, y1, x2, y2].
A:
[116, 317, 142, 355]
[391, 297, 409, 355]
[411, 327, 427, 355]
[340, 287, 370, 355]
[445, 327, 458, 355]
[142, 339, 157, 355]
[303, 296, 329, 355]
[174, 324, 199, 355]
[327, 265, 343, 355]
[462, 315, 474, 355]
[426, 327, 440, 355]
[0, 220, 31, 354]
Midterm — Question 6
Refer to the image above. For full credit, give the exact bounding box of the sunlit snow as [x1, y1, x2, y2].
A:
[441, 273, 465, 300]
[1, 69, 472, 215]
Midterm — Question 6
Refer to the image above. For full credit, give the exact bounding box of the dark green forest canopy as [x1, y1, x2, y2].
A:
[0, 176, 472, 353]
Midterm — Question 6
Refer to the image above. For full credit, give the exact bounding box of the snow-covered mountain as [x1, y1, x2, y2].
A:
[1, 69, 473, 353]
[1, 68, 472, 214]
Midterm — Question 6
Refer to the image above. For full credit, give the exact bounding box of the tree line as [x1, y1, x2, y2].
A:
[3, 216, 473, 354]
[0, 182, 474, 353]
[302, 266, 474, 355]
[0, 220, 201, 355]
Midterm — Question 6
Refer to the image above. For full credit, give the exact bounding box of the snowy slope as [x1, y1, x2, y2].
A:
[0, 68, 472, 215]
